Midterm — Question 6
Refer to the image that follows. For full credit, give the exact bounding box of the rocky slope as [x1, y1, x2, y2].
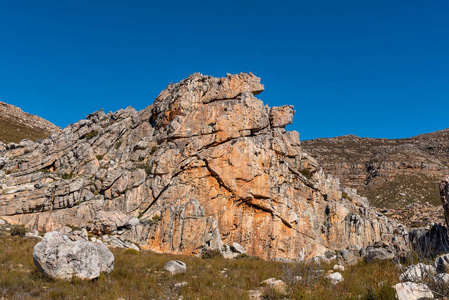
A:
[0, 73, 407, 260]
[0, 102, 61, 143]
[302, 132, 449, 210]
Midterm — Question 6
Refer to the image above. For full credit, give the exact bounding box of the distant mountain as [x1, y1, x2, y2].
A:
[302, 130, 449, 209]
[0, 102, 61, 144]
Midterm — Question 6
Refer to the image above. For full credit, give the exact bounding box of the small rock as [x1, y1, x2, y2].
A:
[333, 264, 345, 272]
[248, 289, 263, 300]
[0, 219, 5, 225]
[392, 282, 434, 300]
[164, 260, 186, 275]
[174, 282, 188, 289]
[435, 254, 449, 273]
[231, 242, 246, 254]
[260, 278, 288, 294]
[399, 263, 436, 283]
[25, 229, 40, 238]
[326, 272, 344, 284]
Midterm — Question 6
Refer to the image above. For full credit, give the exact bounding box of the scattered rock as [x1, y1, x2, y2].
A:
[392, 282, 434, 300]
[333, 264, 345, 272]
[260, 278, 288, 295]
[33, 231, 114, 280]
[435, 253, 449, 273]
[365, 248, 395, 263]
[164, 260, 186, 275]
[25, 229, 40, 238]
[326, 272, 344, 284]
[248, 289, 263, 300]
[399, 263, 437, 283]
[174, 282, 188, 289]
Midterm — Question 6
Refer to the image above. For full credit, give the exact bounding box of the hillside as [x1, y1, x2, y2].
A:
[302, 130, 449, 210]
[0, 102, 61, 143]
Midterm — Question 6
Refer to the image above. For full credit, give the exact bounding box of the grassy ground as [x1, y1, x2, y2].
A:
[0, 118, 51, 144]
[0, 233, 402, 300]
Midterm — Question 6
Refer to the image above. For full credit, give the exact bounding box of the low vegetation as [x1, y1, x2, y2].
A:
[0, 234, 403, 299]
[0, 118, 50, 144]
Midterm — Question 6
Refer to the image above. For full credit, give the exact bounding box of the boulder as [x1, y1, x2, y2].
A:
[365, 248, 395, 263]
[435, 253, 449, 273]
[399, 263, 437, 283]
[33, 231, 114, 280]
[0, 219, 5, 225]
[392, 282, 434, 300]
[164, 260, 186, 275]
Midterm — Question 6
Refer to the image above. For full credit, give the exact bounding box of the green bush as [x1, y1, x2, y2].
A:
[84, 131, 99, 140]
[10, 225, 27, 237]
[201, 249, 223, 260]
[298, 168, 312, 179]
[115, 140, 123, 149]
[137, 163, 153, 176]
[124, 248, 139, 256]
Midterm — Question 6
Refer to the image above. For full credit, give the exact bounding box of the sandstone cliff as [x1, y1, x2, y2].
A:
[0, 102, 61, 143]
[302, 133, 449, 210]
[0, 73, 407, 260]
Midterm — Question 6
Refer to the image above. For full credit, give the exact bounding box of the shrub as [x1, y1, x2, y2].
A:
[96, 155, 104, 160]
[62, 172, 74, 180]
[84, 131, 99, 140]
[10, 225, 27, 237]
[138, 163, 153, 176]
[201, 249, 223, 260]
[342, 191, 352, 201]
[115, 140, 123, 149]
[124, 248, 139, 256]
[298, 168, 312, 179]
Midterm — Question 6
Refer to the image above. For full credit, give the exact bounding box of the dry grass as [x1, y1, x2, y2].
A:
[0, 118, 51, 144]
[0, 234, 401, 299]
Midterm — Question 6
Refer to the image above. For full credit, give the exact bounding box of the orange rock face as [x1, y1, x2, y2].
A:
[0, 73, 407, 260]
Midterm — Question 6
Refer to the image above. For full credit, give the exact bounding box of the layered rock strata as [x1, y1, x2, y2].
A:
[0, 73, 407, 260]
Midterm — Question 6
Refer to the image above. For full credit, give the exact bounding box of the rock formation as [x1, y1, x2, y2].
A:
[0, 101, 61, 143]
[0, 73, 408, 260]
[302, 132, 449, 210]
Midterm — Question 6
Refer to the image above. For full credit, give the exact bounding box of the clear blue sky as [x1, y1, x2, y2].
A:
[1, 1, 448, 140]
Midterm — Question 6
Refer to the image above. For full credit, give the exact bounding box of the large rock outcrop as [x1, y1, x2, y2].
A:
[0, 73, 407, 260]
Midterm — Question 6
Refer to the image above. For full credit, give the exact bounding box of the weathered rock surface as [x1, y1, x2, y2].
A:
[164, 260, 186, 275]
[260, 278, 288, 294]
[302, 132, 449, 213]
[392, 282, 434, 300]
[399, 263, 436, 283]
[0, 73, 408, 260]
[326, 272, 344, 284]
[33, 231, 114, 280]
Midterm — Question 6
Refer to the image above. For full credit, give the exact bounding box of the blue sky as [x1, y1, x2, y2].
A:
[0, 1, 447, 140]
